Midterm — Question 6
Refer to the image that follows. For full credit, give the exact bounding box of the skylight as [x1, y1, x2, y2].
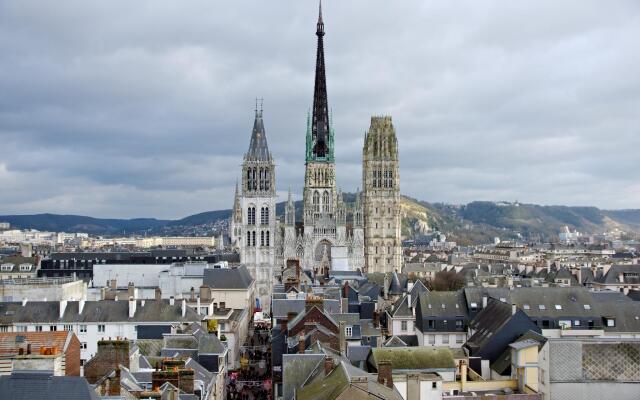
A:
[539, 305, 546, 310]
[584, 304, 591, 310]
[523, 304, 530, 310]
[555, 305, 562, 310]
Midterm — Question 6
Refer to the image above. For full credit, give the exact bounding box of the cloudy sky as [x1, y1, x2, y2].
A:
[1, 1, 639, 219]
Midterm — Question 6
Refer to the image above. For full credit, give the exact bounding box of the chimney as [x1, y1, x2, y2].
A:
[460, 360, 468, 392]
[110, 279, 117, 290]
[79, 300, 85, 314]
[199, 285, 210, 302]
[196, 297, 201, 315]
[190, 287, 196, 301]
[324, 357, 334, 375]
[128, 282, 135, 299]
[181, 298, 187, 318]
[407, 280, 414, 293]
[18, 347, 24, 355]
[22, 298, 28, 306]
[512, 303, 517, 316]
[27, 344, 31, 355]
[298, 335, 305, 354]
[377, 360, 393, 388]
[129, 297, 136, 318]
[169, 296, 175, 306]
[618, 272, 624, 283]
[59, 300, 67, 319]
[155, 288, 162, 301]
[482, 295, 488, 309]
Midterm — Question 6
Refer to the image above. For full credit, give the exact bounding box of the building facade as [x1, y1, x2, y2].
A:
[362, 116, 402, 273]
[230, 108, 277, 312]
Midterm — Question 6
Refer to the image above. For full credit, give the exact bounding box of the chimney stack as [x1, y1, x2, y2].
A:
[324, 357, 334, 375]
[298, 335, 305, 354]
[169, 296, 175, 306]
[128, 282, 135, 300]
[482, 295, 488, 309]
[377, 360, 393, 388]
[22, 298, 28, 306]
[110, 279, 117, 290]
[190, 287, 196, 302]
[512, 303, 517, 316]
[129, 297, 136, 318]
[79, 300, 85, 314]
[339, 321, 346, 356]
[181, 298, 187, 318]
[155, 288, 162, 301]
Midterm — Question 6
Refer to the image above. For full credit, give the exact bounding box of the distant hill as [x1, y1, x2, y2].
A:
[1, 197, 639, 243]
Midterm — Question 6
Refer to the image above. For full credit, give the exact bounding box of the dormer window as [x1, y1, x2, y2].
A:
[523, 304, 530, 310]
[19, 264, 31, 272]
[555, 305, 562, 310]
[606, 318, 615, 327]
[539, 305, 546, 310]
[583, 304, 591, 310]
[345, 326, 353, 337]
[470, 302, 478, 311]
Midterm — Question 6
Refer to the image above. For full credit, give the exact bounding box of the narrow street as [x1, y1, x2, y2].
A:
[226, 323, 272, 400]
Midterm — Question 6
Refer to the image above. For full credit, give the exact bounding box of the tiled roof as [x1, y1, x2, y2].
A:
[0, 371, 99, 400]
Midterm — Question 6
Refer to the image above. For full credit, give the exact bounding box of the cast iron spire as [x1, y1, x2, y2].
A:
[310, 0, 331, 160]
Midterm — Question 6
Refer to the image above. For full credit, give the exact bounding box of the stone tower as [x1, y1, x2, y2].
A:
[234, 105, 276, 311]
[362, 116, 402, 273]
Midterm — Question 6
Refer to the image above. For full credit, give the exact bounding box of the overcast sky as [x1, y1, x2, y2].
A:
[1, 1, 639, 219]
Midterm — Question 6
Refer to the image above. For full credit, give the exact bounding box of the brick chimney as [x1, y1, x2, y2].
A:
[190, 287, 196, 301]
[127, 282, 135, 299]
[298, 335, 305, 354]
[377, 360, 393, 388]
[324, 357, 334, 375]
[155, 288, 162, 301]
[199, 285, 211, 302]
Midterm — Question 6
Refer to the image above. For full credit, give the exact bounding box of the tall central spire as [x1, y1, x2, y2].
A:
[308, 0, 333, 162]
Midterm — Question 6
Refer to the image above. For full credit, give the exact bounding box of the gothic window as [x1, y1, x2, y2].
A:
[313, 191, 320, 213]
[259, 168, 264, 191]
[252, 231, 256, 247]
[261, 231, 265, 247]
[248, 207, 256, 225]
[261, 207, 269, 225]
[246, 233, 250, 247]
[266, 231, 270, 246]
[322, 191, 330, 212]
[247, 169, 252, 191]
[264, 169, 270, 191]
[388, 170, 393, 188]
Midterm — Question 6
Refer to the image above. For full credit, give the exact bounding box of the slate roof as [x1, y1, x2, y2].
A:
[0, 299, 200, 324]
[389, 294, 413, 318]
[416, 290, 468, 319]
[594, 264, 640, 285]
[466, 298, 517, 352]
[0, 371, 99, 400]
[271, 299, 305, 319]
[203, 265, 254, 289]
[245, 110, 271, 161]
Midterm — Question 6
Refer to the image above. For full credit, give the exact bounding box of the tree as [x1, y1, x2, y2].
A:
[429, 270, 465, 291]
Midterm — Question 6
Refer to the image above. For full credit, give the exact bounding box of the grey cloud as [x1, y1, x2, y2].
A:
[0, 0, 639, 218]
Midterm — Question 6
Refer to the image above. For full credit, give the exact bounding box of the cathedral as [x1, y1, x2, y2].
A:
[230, 4, 402, 311]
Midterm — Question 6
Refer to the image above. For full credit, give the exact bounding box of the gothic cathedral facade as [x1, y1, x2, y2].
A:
[362, 116, 402, 273]
[230, 108, 276, 312]
[231, 4, 402, 308]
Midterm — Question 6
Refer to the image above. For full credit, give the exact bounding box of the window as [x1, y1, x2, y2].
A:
[456, 334, 464, 344]
[455, 319, 463, 329]
[266, 231, 270, 246]
[247, 207, 256, 225]
[261, 207, 269, 225]
[97, 325, 105, 333]
[79, 325, 87, 333]
[428, 319, 435, 330]
[523, 304, 530, 310]
[81, 342, 87, 350]
[49, 325, 57, 332]
[428, 335, 435, 345]
[470, 302, 478, 311]
[0, 265, 11, 272]
[260, 231, 265, 246]
[16, 326, 27, 332]
[345, 326, 353, 337]
[35, 325, 43, 332]
[19, 264, 31, 272]
[538, 304, 546, 310]
[401, 321, 408, 332]
[583, 304, 591, 310]
[80, 359, 85, 366]
[442, 335, 449, 344]
[555, 305, 562, 310]
[0, 326, 8, 333]
[606, 318, 615, 327]
[574, 320, 581, 326]
[432, 382, 437, 389]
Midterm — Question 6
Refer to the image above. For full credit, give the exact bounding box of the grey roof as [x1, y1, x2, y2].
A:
[389, 294, 413, 318]
[0, 299, 200, 324]
[410, 280, 429, 298]
[202, 265, 254, 289]
[272, 299, 306, 319]
[594, 264, 640, 285]
[245, 110, 271, 161]
[346, 345, 371, 363]
[417, 290, 468, 319]
[0, 371, 99, 400]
